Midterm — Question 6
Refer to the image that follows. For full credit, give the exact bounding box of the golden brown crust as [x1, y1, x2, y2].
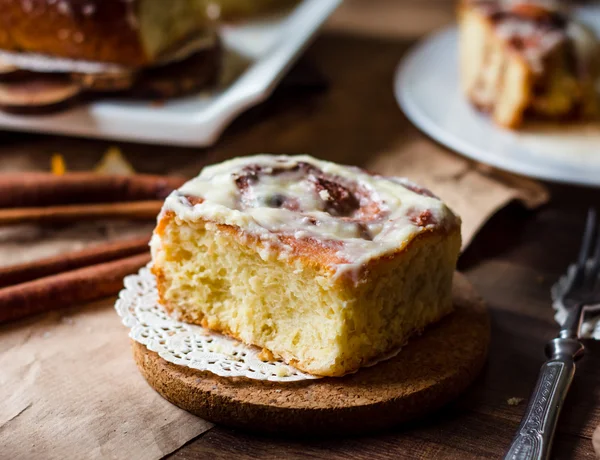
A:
[0, 0, 153, 65]
[361, 226, 458, 275]
[0, 0, 213, 67]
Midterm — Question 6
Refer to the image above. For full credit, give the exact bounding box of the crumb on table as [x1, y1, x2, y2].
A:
[507, 397, 525, 406]
[276, 367, 290, 378]
[258, 348, 275, 362]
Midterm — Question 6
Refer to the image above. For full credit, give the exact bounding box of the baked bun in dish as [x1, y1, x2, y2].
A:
[459, 0, 599, 128]
[151, 155, 461, 377]
[0, 0, 220, 112]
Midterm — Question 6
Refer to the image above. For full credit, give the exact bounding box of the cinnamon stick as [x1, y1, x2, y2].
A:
[0, 252, 151, 324]
[0, 236, 150, 288]
[0, 200, 163, 225]
[0, 173, 186, 208]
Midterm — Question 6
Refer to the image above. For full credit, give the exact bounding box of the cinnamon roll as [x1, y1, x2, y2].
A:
[151, 155, 461, 377]
[459, 0, 599, 128]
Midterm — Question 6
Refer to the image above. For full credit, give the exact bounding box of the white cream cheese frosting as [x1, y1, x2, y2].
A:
[474, 1, 598, 76]
[157, 155, 460, 278]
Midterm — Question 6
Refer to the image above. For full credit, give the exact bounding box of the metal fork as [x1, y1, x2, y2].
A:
[504, 208, 600, 460]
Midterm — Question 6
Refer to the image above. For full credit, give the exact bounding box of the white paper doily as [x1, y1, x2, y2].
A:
[552, 264, 600, 339]
[115, 265, 318, 382]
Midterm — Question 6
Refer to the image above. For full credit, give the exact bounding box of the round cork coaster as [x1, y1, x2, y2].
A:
[132, 273, 489, 435]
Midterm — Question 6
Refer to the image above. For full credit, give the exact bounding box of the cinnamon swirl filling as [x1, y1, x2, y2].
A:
[165, 155, 459, 274]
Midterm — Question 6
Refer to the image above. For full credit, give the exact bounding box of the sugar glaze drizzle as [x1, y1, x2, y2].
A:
[160, 155, 460, 280]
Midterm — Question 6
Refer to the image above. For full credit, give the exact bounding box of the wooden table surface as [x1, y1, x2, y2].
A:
[2, 0, 600, 458]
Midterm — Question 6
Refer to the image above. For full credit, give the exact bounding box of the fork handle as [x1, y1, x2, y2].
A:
[504, 338, 584, 460]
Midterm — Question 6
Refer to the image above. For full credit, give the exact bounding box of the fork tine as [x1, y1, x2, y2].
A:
[576, 209, 597, 276]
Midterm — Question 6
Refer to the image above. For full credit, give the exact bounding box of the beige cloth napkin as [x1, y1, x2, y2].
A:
[0, 149, 548, 459]
[366, 141, 549, 248]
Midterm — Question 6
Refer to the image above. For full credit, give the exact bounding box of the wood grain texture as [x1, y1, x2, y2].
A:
[134, 273, 489, 436]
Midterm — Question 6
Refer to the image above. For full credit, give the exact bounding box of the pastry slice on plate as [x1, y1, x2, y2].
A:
[459, 0, 599, 128]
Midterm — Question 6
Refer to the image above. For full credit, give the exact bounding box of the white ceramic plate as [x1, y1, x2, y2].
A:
[395, 16, 600, 188]
[0, 0, 341, 147]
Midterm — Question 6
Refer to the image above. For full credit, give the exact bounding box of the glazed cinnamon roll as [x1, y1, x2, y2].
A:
[151, 155, 461, 377]
[459, 0, 599, 128]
